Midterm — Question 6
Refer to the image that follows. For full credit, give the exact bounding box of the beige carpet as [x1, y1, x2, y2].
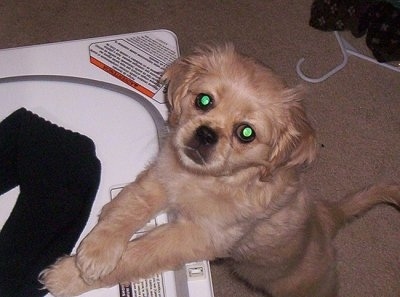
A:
[1, 1, 399, 296]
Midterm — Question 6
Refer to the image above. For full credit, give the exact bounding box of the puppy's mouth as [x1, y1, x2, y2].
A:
[183, 125, 218, 165]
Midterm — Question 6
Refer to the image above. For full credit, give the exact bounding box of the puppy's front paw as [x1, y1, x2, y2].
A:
[76, 235, 126, 283]
[39, 256, 93, 297]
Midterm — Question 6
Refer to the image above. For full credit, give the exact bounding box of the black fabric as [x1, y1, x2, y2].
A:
[309, 0, 400, 62]
[309, 0, 370, 37]
[365, 2, 400, 62]
[0, 108, 101, 297]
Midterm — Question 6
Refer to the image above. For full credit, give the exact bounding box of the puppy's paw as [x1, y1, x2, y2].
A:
[76, 235, 126, 283]
[39, 256, 94, 297]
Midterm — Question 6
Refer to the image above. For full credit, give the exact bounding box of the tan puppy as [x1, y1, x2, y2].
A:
[40, 44, 400, 297]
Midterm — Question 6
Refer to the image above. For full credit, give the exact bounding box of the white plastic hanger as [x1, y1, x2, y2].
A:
[296, 31, 400, 83]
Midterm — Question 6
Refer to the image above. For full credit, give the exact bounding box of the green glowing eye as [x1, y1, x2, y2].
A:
[242, 127, 253, 138]
[200, 95, 211, 106]
[237, 124, 256, 143]
[195, 93, 213, 110]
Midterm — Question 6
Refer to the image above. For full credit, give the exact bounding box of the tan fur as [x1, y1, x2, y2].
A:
[40, 44, 400, 297]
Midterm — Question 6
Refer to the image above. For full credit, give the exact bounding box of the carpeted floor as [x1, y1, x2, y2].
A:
[1, 1, 399, 296]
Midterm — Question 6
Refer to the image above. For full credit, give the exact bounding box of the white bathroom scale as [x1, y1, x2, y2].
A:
[0, 30, 214, 297]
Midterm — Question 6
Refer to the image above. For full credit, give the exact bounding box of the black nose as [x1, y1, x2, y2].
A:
[196, 125, 218, 145]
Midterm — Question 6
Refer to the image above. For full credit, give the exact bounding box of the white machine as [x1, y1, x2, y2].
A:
[0, 30, 214, 297]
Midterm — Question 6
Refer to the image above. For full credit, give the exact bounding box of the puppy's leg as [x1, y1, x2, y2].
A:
[76, 168, 168, 283]
[41, 222, 216, 297]
[94, 221, 217, 286]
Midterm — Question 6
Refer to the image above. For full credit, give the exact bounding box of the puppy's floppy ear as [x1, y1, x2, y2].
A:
[266, 87, 317, 178]
[161, 61, 187, 127]
[161, 50, 209, 127]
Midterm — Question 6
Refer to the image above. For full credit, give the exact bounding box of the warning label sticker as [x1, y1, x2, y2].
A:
[89, 34, 178, 99]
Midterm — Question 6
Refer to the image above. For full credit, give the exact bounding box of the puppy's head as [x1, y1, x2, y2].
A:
[162, 44, 316, 179]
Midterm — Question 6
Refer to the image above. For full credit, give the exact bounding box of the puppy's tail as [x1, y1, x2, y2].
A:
[333, 183, 400, 229]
